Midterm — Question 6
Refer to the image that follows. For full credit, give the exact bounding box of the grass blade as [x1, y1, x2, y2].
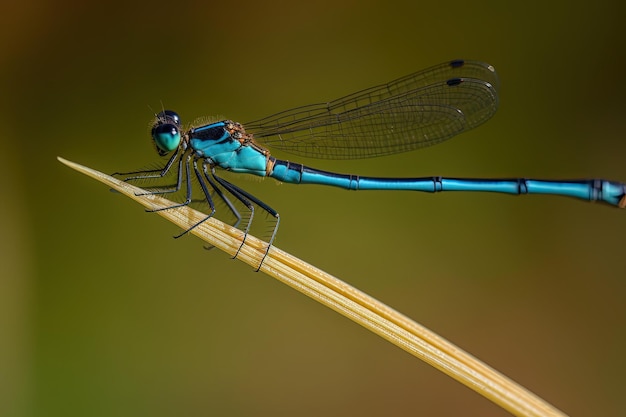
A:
[58, 156, 567, 417]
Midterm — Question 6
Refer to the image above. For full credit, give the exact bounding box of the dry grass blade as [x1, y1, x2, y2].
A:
[58, 156, 568, 417]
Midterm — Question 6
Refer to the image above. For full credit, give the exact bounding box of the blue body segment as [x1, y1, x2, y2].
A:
[114, 59, 625, 268]
[268, 159, 626, 206]
[189, 121, 269, 176]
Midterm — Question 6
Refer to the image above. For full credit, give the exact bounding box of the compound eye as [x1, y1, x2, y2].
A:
[155, 110, 181, 126]
[151, 123, 181, 156]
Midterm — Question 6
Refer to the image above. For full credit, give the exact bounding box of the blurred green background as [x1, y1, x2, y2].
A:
[2, 0, 625, 415]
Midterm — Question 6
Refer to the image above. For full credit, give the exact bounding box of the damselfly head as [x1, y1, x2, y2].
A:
[151, 110, 182, 156]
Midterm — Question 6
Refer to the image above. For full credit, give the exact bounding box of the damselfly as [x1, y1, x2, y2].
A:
[114, 59, 625, 267]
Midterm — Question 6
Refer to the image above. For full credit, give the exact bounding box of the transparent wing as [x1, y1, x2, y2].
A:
[243, 60, 499, 159]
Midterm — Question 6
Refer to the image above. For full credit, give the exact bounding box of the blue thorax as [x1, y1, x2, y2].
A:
[189, 121, 269, 177]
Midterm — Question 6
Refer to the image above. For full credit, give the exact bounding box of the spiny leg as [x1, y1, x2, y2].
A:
[112, 146, 181, 181]
[202, 167, 243, 231]
[171, 157, 217, 239]
[206, 163, 280, 271]
[197, 162, 245, 251]
[134, 150, 186, 197]
[112, 147, 187, 199]
[205, 166, 255, 259]
[146, 153, 193, 212]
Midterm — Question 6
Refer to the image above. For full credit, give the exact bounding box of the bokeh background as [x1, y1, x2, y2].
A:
[2, 0, 625, 416]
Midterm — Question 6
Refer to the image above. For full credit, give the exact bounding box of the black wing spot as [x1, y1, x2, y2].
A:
[449, 59, 465, 68]
[446, 78, 463, 87]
